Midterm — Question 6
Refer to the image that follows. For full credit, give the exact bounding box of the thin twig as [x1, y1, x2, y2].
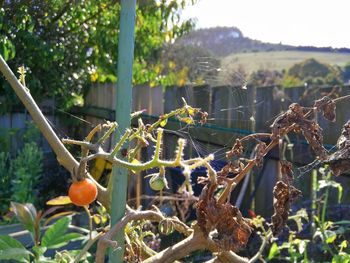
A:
[73, 231, 104, 263]
[249, 232, 272, 263]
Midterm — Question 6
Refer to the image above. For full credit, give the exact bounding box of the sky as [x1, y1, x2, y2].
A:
[181, 0, 350, 48]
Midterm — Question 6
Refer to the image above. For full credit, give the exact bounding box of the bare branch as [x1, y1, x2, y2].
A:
[0, 55, 77, 173]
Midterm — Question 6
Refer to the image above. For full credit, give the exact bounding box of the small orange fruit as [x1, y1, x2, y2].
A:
[68, 178, 98, 206]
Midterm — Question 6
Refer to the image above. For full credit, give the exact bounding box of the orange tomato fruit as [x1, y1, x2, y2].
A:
[68, 178, 98, 206]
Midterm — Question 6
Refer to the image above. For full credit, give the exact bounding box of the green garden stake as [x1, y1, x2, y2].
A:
[110, 0, 136, 262]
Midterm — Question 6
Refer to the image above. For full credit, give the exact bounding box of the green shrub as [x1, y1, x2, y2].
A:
[10, 142, 43, 205]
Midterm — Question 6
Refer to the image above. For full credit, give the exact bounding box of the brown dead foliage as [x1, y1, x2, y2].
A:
[326, 120, 350, 176]
[255, 141, 267, 167]
[217, 162, 243, 179]
[314, 96, 336, 122]
[226, 139, 244, 159]
[271, 161, 302, 236]
[270, 103, 327, 160]
[196, 182, 252, 252]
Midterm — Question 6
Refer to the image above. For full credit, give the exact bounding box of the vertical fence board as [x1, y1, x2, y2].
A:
[211, 86, 230, 127]
[149, 86, 164, 115]
[255, 86, 276, 132]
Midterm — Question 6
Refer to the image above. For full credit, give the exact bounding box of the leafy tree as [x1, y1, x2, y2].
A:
[343, 62, 350, 83]
[0, 0, 195, 112]
[249, 69, 283, 86]
[286, 58, 342, 86]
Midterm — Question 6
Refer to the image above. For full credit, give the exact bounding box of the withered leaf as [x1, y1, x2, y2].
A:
[326, 120, 350, 176]
[271, 161, 302, 236]
[255, 141, 267, 167]
[270, 102, 327, 160]
[314, 96, 336, 122]
[196, 182, 252, 252]
[226, 139, 244, 159]
[270, 103, 305, 140]
[271, 181, 302, 236]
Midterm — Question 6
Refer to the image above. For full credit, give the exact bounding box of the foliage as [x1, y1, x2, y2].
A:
[249, 69, 283, 86]
[0, 0, 195, 112]
[342, 62, 350, 83]
[0, 122, 43, 216]
[286, 58, 342, 86]
[159, 43, 220, 86]
[267, 167, 350, 262]
[0, 152, 11, 217]
[2, 54, 350, 262]
[10, 142, 43, 204]
[0, 202, 86, 263]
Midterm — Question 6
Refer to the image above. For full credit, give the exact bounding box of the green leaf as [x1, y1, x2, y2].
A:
[338, 184, 343, 203]
[289, 209, 308, 232]
[178, 117, 194, 125]
[41, 217, 72, 248]
[49, 232, 83, 249]
[268, 242, 280, 260]
[46, 196, 72, 206]
[160, 118, 167, 127]
[32, 245, 47, 257]
[298, 240, 309, 254]
[43, 211, 76, 227]
[11, 202, 37, 238]
[0, 235, 31, 262]
[319, 179, 341, 190]
[325, 230, 337, 244]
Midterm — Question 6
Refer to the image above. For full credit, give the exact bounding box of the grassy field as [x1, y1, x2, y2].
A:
[221, 50, 350, 74]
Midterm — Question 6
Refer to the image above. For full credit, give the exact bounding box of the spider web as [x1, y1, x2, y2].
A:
[46, 56, 338, 182]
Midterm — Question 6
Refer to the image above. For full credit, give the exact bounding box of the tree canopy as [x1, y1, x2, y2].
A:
[0, 0, 195, 112]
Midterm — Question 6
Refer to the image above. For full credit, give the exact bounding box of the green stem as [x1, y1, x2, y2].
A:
[84, 205, 93, 240]
[152, 128, 163, 163]
[97, 122, 118, 145]
[320, 172, 335, 256]
[110, 129, 131, 157]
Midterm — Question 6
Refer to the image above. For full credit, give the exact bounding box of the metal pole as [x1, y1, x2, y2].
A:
[110, 0, 136, 262]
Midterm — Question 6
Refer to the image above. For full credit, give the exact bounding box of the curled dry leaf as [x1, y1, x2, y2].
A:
[271, 161, 302, 236]
[226, 139, 244, 159]
[301, 121, 327, 160]
[270, 103, 305, 140]
[199, 111, 208, 125]
[255, 141, 267, 167]
[326, 120, 350, 176]
[314, 96, 336, 122]
[270, 103, 327, 159]
[217, 162, 243, 179]
[196, 182, 252, 252]
[280, 160, 294, 185]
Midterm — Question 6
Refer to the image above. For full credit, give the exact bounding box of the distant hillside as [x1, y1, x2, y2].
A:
[221, 51, 350, 73]
[177, 26, 350, 57]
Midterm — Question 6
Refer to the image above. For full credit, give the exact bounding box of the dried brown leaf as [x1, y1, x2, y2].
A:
[255, 141, 267, 167]
[270, 102, 327, 159]
[226, 139, 244, 159]
[327, 120, 350, 176]
[271, 161, 302, 236]
[314, 96, 336, 122]
[196, 182, 252, 252]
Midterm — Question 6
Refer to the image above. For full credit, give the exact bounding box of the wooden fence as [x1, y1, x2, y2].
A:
[82, 83, 350, 216]
[85, 83, 350, 154]
[2, 83, 349, 217]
